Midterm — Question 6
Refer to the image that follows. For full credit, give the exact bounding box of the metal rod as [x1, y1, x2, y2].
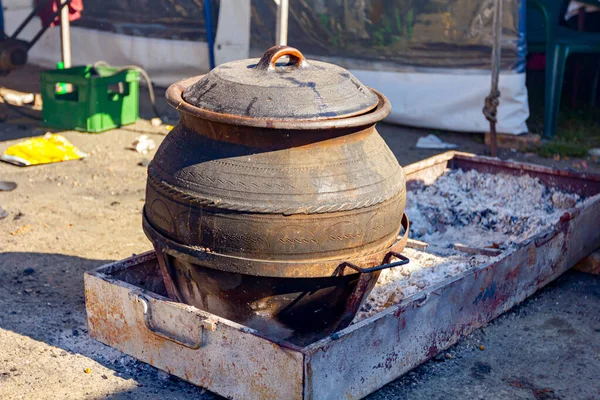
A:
[0, 0, 5, 35]
[203, 0, 216, 69]
[9, 0, 55, 39]
[276, 0, 289, 46]
[483, 0, 503, 158]
[60, 0, 71, 68]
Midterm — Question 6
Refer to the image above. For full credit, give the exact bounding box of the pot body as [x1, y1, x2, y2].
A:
[145, 116, 406, 278]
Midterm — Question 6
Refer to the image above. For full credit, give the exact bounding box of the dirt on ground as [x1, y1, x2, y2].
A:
[0, 66, 599, 399]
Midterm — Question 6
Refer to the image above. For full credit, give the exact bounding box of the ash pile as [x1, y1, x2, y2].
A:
[407, 169, 581, 250]
[356, 169, 584, 321]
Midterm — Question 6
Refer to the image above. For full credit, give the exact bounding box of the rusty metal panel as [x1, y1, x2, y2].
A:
[303, 194, 600, 400]
[84, 255, 305, 400]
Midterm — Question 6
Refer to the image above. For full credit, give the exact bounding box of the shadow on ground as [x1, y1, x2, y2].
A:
[0, 252, 219, 399]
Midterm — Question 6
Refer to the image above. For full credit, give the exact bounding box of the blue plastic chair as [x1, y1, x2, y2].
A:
[527, 0, 600, 138]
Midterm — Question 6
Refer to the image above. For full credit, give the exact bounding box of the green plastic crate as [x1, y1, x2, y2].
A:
[41, 65, 139, 133]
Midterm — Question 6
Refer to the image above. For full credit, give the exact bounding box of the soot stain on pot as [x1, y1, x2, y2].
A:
[245, 97, 259, 116]
[184, 80, 217, 104]
[318, 111, 339, 117]
[280, 76, 331, 115]
[281, 76, 316, 88]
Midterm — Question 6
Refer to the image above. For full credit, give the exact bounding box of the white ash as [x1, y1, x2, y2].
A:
[405, 169, 581, 250]
[355, 168, 583, 322]
[355, 248, 494, 321]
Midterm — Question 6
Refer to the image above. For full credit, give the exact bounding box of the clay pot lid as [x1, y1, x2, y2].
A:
[181, 45, 379, 121]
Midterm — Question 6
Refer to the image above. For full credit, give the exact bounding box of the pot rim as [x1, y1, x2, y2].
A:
[166, 76, 392, 130]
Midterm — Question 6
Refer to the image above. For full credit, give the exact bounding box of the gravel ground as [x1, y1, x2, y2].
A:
[0, 66, 599, 399]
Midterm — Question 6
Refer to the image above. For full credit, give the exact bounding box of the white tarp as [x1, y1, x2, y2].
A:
[351, 70, 529, 134]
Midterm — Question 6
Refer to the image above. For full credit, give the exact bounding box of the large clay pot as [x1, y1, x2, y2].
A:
[143, 46, 408, 341]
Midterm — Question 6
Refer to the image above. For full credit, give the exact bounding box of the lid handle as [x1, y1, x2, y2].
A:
[255, 45, 308, 71]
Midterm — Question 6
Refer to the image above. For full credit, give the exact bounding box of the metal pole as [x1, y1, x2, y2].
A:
[0, 0, 5, 35]
[60, 0, 72, 68]
[483, 0, 503, 158]
[276, 0, 289, 46]
[204, 0, 215, 69]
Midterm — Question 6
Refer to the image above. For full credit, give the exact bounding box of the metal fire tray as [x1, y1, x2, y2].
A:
[84, 152, 600, 400]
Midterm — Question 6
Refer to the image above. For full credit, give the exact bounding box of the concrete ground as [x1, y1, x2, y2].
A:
[0, 66, 599, 399]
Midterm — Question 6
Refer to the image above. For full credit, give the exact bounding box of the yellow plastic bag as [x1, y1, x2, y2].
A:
[1, 133, 87, 166]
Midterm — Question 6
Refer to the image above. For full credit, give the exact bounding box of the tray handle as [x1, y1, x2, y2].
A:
[129, 292, 218, 350]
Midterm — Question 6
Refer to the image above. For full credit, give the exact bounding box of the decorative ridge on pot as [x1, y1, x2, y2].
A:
[180, 46, 381, 123]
